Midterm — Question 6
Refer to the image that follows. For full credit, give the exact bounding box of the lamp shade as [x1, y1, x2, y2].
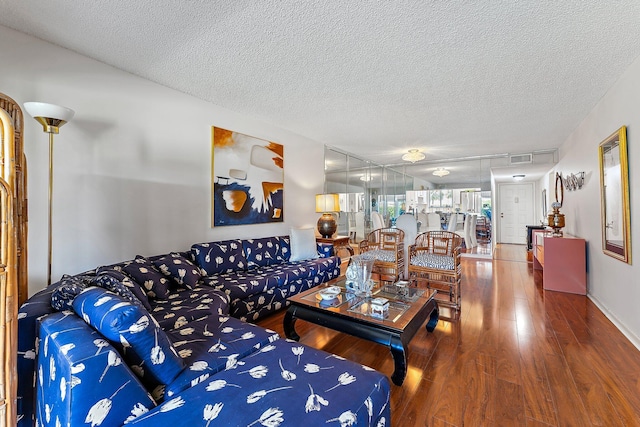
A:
[315, 193, 340, 213]
[24, 102, 75, 133]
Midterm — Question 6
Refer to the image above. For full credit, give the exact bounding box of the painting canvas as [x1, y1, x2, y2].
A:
[212, 127, 284, 226]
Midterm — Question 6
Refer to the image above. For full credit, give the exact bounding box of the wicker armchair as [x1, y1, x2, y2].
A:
[358, 228, 405, 282]
[408, 231, 463, 311]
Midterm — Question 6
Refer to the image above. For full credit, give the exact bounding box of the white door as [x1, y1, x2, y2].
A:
[498, 183, 534, 244]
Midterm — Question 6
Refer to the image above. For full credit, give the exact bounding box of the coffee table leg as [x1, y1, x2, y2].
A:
[426, 305, 439, 332]
[389, 336, 407, 386]
[283, 308, 300, 341]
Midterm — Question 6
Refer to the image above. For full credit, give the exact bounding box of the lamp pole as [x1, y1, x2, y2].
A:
[23, 102, 75, 285]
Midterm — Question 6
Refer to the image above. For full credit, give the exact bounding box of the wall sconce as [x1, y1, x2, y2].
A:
[562, 172, 585, 191]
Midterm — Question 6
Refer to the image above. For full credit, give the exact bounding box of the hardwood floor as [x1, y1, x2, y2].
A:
[258, 244, 640, 426]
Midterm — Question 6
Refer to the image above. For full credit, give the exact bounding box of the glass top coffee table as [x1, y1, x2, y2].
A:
[284, 278, 438, 386]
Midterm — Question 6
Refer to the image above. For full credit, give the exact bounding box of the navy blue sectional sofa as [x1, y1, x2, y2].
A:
[17, 235, 391, 426]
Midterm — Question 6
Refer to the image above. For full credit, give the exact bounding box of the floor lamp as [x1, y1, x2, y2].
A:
[23, 102, 75, 285]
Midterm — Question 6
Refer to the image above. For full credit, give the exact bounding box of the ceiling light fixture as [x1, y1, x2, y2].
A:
[432, 168, 450, 177]
[402, 149, 425, 163]
[513, 174, 525, 181]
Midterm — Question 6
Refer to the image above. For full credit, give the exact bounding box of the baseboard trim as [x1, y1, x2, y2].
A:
[588, 293, 640, 351]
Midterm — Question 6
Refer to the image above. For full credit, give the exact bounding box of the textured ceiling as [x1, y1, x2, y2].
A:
[2, 1, 640, 185]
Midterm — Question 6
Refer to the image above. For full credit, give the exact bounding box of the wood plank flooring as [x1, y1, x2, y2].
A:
[258, 244, 640, 426]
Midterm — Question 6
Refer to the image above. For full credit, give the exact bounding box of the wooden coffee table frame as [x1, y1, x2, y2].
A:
[284, 280, 438, 386]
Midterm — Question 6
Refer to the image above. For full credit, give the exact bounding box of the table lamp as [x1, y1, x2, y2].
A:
[315, 194, 340, 238]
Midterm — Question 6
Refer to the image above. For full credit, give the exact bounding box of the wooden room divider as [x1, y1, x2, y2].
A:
[0, 92, 28, 427]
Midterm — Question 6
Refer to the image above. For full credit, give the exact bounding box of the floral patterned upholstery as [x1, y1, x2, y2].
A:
[32, 301, 391, 427]
[36, 312, 156, 427]
[127, 338, 390, 427]
[123, 256, 172, 300]
[150, 286, 231, 330]
[73, 287, 185, 389]
[153, 252, 202, 290]
[18, 235, 344, 426]
[191, 239, 246, 275]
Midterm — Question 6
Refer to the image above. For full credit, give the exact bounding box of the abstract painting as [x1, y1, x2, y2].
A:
[212, 127, 284, 226]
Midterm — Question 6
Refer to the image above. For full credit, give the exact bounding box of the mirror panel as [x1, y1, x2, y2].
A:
[598, 126, 631, 263]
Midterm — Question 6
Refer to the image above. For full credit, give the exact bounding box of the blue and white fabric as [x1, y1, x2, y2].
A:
[191, 239, 246, 275]
[153, 252, 202, 290]
[96, 267, 152, 310]
[410, 253, 455, 270]
[149, 286, 231, 330]
[36, 312, 156, 427]
[127, 338, 390, 427]
[243, 236, 289, 269]
[164, 316, 280, 398]
[123, 256, 172, 300]
[72, 287, 185, 388]
[50, 274, 95, 311]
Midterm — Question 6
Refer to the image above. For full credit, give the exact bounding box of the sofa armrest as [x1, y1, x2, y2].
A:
[316, 242, 335, 258]
[17, 287, 57, 426]
[36, 312, 156, 427]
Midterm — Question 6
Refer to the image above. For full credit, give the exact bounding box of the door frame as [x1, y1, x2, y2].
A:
[495, 182, 536, 244]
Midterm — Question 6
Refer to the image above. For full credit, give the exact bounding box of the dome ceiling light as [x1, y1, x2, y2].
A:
[513, 174, 525, 181]
[433, 168, 450, 177]
[401, 149, 425, 163]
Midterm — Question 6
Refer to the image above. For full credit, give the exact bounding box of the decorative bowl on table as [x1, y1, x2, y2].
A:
[317, 286, 341, 300]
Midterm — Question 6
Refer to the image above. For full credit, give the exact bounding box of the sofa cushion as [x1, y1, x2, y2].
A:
[123, 256, 172, 300]
[153, 253, 202, 290]
[191, 239, 246, 275]
[72, 287, 185, 388]
[201, 270, 280, 302]
[94, 267, 152, 310]
[243, 237, 282, 269]
[289, 228, 319, 262]
[150, 287, 231, 330]
[164, 316, 280, 398]
[130, 338, 391, 427]
[50, 274, 95, 311]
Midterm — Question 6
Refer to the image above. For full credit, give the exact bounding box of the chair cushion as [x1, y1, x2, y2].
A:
[365, 249, 396, 263]
[410, 253, 455, 270]
[123, 256, 172, 300]
[153, 253, 202, 290]
[191, 239, 246, 275]
[73, 287, 185, 387]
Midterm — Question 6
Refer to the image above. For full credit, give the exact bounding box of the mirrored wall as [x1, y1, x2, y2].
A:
[324, 146, 413, 240]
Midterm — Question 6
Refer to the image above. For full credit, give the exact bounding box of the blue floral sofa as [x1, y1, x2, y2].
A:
[17, 235, 392, 426]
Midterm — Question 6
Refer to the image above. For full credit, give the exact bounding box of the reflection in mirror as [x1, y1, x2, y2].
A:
[598, 126, 631, 264]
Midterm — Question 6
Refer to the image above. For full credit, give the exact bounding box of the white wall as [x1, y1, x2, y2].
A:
[0, 26, 326, 295]
[549, 53, 640, 348]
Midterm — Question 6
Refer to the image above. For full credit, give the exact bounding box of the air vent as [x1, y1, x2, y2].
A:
[509, 153, 533, 165]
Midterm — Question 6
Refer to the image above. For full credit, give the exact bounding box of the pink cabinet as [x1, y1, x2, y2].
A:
[532, 231, 587, 295]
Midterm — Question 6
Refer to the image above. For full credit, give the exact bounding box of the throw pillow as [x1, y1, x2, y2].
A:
[289, 228, 320, 262]
[152, 253, 202, 290]
[95, 266, 152, 310]
[72, 286, 184, 387]
[191, 239, 246, 275]
[123, 256, 171, 300]
[50, 274, 95, 311]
